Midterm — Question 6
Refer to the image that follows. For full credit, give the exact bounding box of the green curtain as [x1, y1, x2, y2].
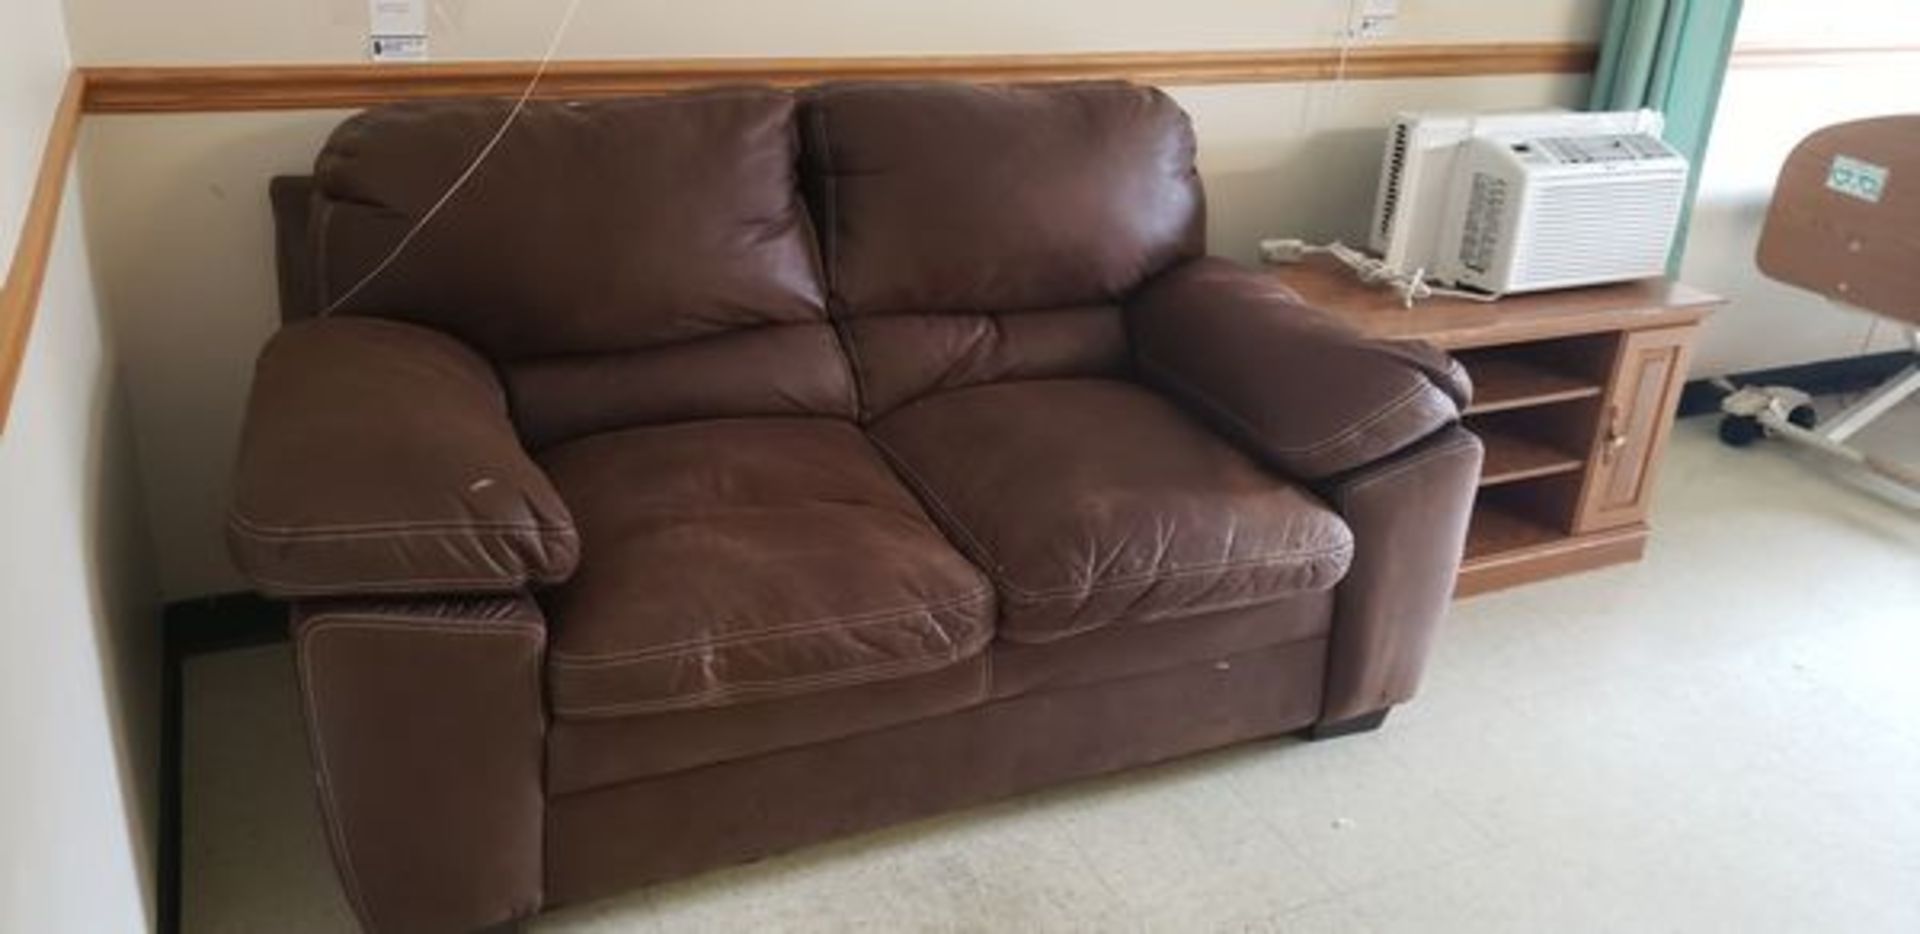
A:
[1589, 0, 1745, 271]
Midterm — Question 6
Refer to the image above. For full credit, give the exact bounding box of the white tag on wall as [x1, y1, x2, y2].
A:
[369, 0, 429, 61]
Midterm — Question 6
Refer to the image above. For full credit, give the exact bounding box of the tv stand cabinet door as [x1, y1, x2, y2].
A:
[1575, 324, 1696, 533]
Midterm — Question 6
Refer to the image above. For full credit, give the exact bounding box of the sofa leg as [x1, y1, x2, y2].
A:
[1308, 709, 1390, 740]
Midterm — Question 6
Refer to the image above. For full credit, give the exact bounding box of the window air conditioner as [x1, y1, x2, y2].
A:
[1369, 109, 1689, 295]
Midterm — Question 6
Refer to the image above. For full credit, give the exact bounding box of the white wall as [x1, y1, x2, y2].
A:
[68, 1, 1605, 598]
[0, 0, 161, 931]
[63, 0, 1600, 62]
[1679, 0, 1920, 376]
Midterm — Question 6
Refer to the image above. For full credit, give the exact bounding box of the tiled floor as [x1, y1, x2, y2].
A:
[183, 402, 1920, 933]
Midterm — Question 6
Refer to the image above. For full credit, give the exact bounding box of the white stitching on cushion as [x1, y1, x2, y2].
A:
[554, 623, 991, 718]
[1334, 434, 1482, 512]
[1136, 349, 1445, 461]
[871, 426, 1353, 604]
[1000, 541, 1353, 603]
[248, 571, 543, 595]
[230, 509, 576, 539]
[549, 588, 994, 665]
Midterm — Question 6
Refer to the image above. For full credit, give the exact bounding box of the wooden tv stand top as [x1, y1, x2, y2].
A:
[1271, 255, 1721, 348]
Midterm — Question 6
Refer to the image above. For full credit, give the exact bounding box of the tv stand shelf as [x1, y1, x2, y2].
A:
[1476, 427, 1585, 487]
[1271, 256, 1722, 596]
[1460, 354, 1604, 415]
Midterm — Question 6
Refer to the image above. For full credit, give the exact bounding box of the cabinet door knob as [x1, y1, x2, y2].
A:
[1603, 406, 1628, 458]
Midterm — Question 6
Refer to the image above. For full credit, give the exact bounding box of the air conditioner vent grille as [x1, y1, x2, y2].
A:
[1459, 172, 1510, 274]
[1377, 123, 1411, 241]
[1514, 175, 1686, 289]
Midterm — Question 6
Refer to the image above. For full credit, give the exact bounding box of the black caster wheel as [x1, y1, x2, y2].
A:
[1719, 414, 1764, 447]
[1788, 404, 1818, 430]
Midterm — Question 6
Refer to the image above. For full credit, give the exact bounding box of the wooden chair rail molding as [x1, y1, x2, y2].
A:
[1730, 44, 1920, 70]
[5, 40, 1908, 430]
[0, 74, 84, 434]
[79, 42, 1596, 113]
[5, 40, 1600, 429]
[69, 41, 1920, 115]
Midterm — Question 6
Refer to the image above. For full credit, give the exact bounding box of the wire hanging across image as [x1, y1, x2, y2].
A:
[322, 0, 587, 315]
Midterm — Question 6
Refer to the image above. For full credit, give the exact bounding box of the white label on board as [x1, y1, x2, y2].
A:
[1827, 154, 1889, 203]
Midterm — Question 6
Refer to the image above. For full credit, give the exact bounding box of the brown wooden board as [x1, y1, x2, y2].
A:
[1756, 115, 1920, 326]
[1275, 255, 1717, 349]
[79, 43, 1597, 113]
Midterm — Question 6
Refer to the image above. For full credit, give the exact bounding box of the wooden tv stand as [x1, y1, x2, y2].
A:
[1271, 257, 1722, 597]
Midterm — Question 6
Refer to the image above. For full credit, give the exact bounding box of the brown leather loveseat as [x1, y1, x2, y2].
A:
[231, 81, 1483, 932]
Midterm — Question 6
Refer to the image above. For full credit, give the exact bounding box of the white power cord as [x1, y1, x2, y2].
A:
[1298, 0, 1360, 138]
[1264, 5, 1495, 310]
[1258, 238, 1502, 309]
[322, 0, 586, 315]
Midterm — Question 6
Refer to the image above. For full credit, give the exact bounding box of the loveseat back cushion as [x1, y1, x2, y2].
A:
[310, 90, 854, 445]
[801, 81, 1204, 417]
[844, 304, 1133, 416]
[502, 325, 855, 450]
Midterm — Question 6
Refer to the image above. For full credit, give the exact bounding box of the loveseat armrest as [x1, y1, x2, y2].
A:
[1127, 257, 1472, 480]
[229, 317, 579, 598]
[1317, 426, 1482, 725]
[294, 595, 548, 932]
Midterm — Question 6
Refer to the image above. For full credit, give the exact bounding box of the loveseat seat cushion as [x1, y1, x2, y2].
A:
[537, 418, 995, 719]
[870, 380, 1353, 643]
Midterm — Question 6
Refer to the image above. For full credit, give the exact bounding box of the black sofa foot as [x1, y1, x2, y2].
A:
[1307, 709, 1390, 740]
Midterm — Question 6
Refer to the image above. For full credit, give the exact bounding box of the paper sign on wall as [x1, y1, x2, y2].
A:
[369, 0, 428, 61]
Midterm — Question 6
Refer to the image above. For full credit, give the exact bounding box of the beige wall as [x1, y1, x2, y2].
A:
[1679, 1, 1920, 375]
[70, 1, 1603, 598]
[1735, 0, 1920, 48]
[1, 0, 160, 931]
[81, 110, 347, 601]
[64, 0, 1601, 63]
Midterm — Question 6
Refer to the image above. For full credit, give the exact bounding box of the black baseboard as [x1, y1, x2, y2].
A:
[1678, 349, 1917, 419]
[164, 592, 289, 656]
[159, 593, 288, 934]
